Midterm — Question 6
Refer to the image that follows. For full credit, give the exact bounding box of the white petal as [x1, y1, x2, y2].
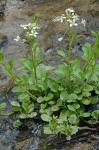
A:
[58, 37, 63, 41]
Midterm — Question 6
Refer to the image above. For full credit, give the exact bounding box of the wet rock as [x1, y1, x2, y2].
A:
[16, 137, 33, 150]
[61, 142, 94, 150]
[0, 72, 12, 92]
[88, 104, 99, 112]
[0, 33, 8, 49]
[0, 0, 6, 14]
[0, 120, 18, 150]
[28, 138, 39, 150]
[0, 143, 14, 150]
[44, 48, 53, 56]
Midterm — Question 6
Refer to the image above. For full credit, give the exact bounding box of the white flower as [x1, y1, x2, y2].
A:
[20, 22, 40, 38]
[20, 23, 40, 30]
[72, 15, 79, 21]
[81, 19, 86, 26]
[74, 23, 78, 26]
[20, 24, 27, 30]
[14, 36, 20, 42]
[34, 31, 38, 37]
[58, 37, 63, 42]
[62, 14, 66, 19]
[27, 30, 38, 38]
[53, 8, 86, 28]
[53, 16, 64, 23]
[65, 8, 75, 13]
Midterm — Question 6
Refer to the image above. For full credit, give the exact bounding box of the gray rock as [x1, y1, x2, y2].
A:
[0, 33, 8, 49]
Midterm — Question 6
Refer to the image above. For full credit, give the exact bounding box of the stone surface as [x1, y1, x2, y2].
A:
[0, 33, 8, 49]
[0, 0, 99, 149]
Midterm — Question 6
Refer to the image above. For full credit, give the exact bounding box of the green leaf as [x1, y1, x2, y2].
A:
[4, 59, 14, 76]
[67, 105, 75, 111]
[51, 105, 59, 112]
[69, 114, 78, 124]
[60, 91, 68, 101]
[91, 96, 99, 104]
[91, 110, 99, 120]
[0, 103, 6, 110]
[44, 93, 54, 101]
[37, 96, 44, 103]
[22, 102, 29, 112]
[57, 50, 66, 58]
[48, 101, 55, 105]
[40, 104, 47, 109]
[12, 86, 25, 93]
[67, 94, 78, 102]
[7, 59, 13, 70]
[18, 93, 30, 102]
[77, 95, 83, 100]
[21, 58, 32, 70]
[11, 101, 20, 107]
[36, 64, 47, 79]
[41, 114, 52, 122]
[28, 103, 34, 113]
[12, 106, 20, 113]
[27, 112, 37, 118]
[19, 113, 27, 119]
[80, 112, 90, 118]
[13, 120, 22, 128]
[0, 52, 4, 64]
[74, 88, 81, 94]
[44, 126, 52, 134]
[59, 110, 70, 123]
[45, 107, 52, 115]
[36, 64, 53, 79]
[58, 86, 64, 91]
[84, 84, 93, 92]
[95, 89, 99, 95]
[72, 59, 82, 79]
[82, 99, 91, 105]
[47, 79, 58, 92]
[73, 104, 80, 109]
[71, 126, 78, 135]
[82, 43, 91, 61]
[55, 64, 68, 76]
[45, 65, 53, 71]
[82, 91, 91, 97]
[19, 74, 31, 84]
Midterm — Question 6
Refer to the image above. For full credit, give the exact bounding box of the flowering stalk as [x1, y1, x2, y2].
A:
[53, 8, 86, 57]
[14, 17, 40, 84]
[53, 8, 86, 91]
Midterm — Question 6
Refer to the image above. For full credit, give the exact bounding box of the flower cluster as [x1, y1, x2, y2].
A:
[20, 23, 40, 37]
[53, 8, 86, 27]
[14, 22, 40, 42]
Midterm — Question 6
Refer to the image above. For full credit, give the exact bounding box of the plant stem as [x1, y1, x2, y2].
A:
[29, 38, 38, 84]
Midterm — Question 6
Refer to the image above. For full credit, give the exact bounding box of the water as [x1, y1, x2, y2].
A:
[0, 0, 99, 149]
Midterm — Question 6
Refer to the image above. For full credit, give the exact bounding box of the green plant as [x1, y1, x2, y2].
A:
[0, 102, 6, 115]
[0, 11, 99, 139]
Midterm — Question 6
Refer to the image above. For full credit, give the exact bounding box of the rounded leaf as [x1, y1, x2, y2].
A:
[41, 114, 52, 122]
[69, 114, 78, 124]
[11, 101, 20, 107]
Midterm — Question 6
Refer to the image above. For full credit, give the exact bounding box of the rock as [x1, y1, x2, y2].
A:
[88, 104, 99, 112]
[0, 0, 6, 14]
[0, 70, 13, 92]
[0, 33, 8, 49]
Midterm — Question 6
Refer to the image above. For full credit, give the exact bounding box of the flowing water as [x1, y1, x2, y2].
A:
[0, 0, 99, 149]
